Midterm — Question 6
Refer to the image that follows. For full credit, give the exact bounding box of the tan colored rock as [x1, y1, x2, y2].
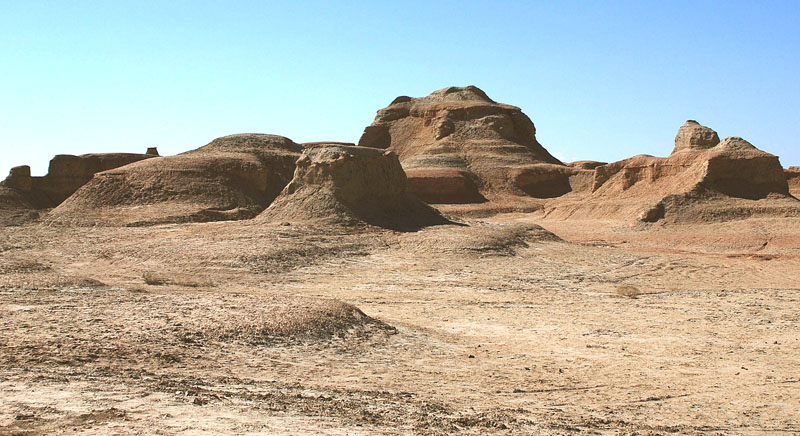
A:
[257, 145, 450, 230]
[546, 123, 796, 223]
[567, 160, 607, 170]
[672, 120, 720, 154]
[49, 134, 302, 226]
[358, 86, 571, 203]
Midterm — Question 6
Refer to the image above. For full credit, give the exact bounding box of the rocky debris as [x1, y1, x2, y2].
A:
[358, 86, 573, 203]
[257, 144, 451, 230]
[672, 120, 720, 154]
[545, 122, 796, 223]
[48, 134, 302, 226]
[786, 166, 800, 197]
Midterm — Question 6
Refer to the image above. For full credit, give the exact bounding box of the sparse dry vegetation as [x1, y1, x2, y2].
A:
[616, 284, 642, 299]
[143, 271, 213, 288]
[142, 271, 169, 286]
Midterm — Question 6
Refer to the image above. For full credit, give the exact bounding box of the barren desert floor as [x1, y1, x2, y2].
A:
[1, 215, 799, 435]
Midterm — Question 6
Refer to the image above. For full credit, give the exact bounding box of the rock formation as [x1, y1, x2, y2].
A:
[49, 134, 302, 226]
[786, 167, 800, 197]
[257, 144, 451, 230]
[671, 120, 721, 154]
[545, 121, 797, 223]
[1, 151, 156, 225]
[567, 161, 607, 170]
[36, 152, 157, 205]
[357, 86, 585, 203]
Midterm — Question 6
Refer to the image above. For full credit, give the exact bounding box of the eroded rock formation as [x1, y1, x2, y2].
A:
[1, 151, 156, 225]
[257, 144, 450, 230]
[358, 86, 582, 203]
[49, 134, 302, 226]
[545, 121, 797, 223]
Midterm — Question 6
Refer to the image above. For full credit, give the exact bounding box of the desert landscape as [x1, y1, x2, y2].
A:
[2, 86, 799, 435]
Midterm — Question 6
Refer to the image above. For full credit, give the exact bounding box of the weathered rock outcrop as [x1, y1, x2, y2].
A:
[35, 152, 156, 205]
[1, 151, 155, 225]
[567, 161, 607, 170]
[257, 144, 451, 230]
[49, 134, 302, 226]
[545, 122, 797, 223]
[671, 120, 720, 154]
[786, 166, 800, 197]
[358, 86, 579, 203]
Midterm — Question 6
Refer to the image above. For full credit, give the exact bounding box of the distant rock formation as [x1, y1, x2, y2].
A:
[545, 121, 797, 223]
[786, 166, 800, 197]
[671, 120, 720, 154]
[358, 86, 584, 203]
[257, 144, 451, 230]
[1, 150, 155, 225]
[49, 134, 302, 226]
[567, 161, 607, 170]
[37, 153, 157, 205]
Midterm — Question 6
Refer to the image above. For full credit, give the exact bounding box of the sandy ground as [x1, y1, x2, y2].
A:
[1, 214, 799, 435]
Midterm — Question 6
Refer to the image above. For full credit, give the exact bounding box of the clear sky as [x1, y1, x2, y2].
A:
[1, 1, 798, 178]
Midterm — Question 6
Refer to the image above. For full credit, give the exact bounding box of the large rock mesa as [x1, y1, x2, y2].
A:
[357, 86, 580, 204]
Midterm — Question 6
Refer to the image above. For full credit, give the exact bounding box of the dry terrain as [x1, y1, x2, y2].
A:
[1, 213, 799, 435]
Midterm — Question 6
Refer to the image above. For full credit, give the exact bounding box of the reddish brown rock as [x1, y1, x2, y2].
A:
[509, 164, 575, 198]
[257, 145, 450, 230]
[358, 86, 570, 203]
[404, 168, 485, 204]
[49, 134, 302, 226]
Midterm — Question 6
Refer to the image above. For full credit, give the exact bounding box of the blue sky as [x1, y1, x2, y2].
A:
[1, 1, 798, 178]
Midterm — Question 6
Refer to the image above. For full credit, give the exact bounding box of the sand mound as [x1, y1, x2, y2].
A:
[545, 121, 797, 223]
[0, 185, 41, 226]
[786, 166, 800, 197]
[184, 296, 394, 345]
[398, 222, 561, 256]
[358, 86, 587, 203]
[49, 134, 302, 226]
[257, 144, 451, 230]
